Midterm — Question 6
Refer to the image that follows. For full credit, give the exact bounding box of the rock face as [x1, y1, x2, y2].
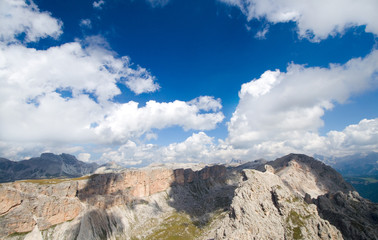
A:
[261, 153, 354, 198]
[0, 180, 84, 236]
[314, 191, 378, 240]
[0, 165, 228, 239]
[204, 169, 343, 240]
[0, 153, 98, 183]
[0, 153, 377, 240]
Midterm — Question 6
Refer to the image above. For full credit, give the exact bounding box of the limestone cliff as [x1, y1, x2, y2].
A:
[0, 154, 377, 240]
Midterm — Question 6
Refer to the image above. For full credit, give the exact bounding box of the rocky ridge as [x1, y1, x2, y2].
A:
[0, 153, 377, 240]
[204, 167, 343, 239]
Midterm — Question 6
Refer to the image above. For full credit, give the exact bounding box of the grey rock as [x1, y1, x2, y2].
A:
[314, 191, 378, 240]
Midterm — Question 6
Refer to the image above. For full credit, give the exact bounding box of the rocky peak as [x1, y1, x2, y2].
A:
[264, 153, 354, 198]
[205, 169, 343, 240]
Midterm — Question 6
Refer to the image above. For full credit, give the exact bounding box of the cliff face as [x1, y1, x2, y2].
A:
[261, 153, 354, 198]
[0, 165, 227, 238]
[204, 168, 343, 240]
[0, 154, 377, 240]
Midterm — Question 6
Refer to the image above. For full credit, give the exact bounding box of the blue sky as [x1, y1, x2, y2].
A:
[0, 0, 377, 165]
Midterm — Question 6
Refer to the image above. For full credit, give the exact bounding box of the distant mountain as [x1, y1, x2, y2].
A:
[316, 152, 378, 176]
[315, 152, 378, 202]
[0, 153, 98, 183]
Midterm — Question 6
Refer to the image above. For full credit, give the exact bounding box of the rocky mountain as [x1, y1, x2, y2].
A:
[0, 153, 98, 183]
[0, 153, 377, 240]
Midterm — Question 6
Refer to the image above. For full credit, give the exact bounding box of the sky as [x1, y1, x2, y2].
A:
[0, 0, 377, 165]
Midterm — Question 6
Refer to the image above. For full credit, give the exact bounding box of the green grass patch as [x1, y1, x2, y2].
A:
[17, 175, 91, 185]
[143, 212, 202, 240]
[345, 176, 378, 184]
[286, 210, 309, 239]
[292, 227, 302, 240]
[359, 177, 378, 183]
[136, 210, 225, 240]
[287, 210, 305, 227]
[344, 176, 378, 202]
[7, 231, 31, 238]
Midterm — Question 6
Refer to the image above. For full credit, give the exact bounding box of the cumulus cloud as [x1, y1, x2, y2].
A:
[2, 0, 376, 164]
[93, 0, 105, 9]
[100, 132, 247, 165]
[0, 39, 223, 147]
[0, 38, 162, 144]
[122, 65, 160, 94]
[101, 140, 156, 166]
[0, 0, 224, 160]
[78, 153, 92, 162]
[0, 0, 62, 43]
[228, 50, 378, 159]
[188, 96, 222, 112]
[0, 141, 85, 161]
[326, 118, 378, 156]
[219, 0, 378, 40]
[94, 98, 224, 144]
[79, 19, 92, 29]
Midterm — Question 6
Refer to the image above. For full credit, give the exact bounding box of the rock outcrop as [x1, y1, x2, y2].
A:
[0, 165, 229, 239]
[204, 169, 343, 240]
[314, 191, 378, 240]
[261, 153, 354, 198]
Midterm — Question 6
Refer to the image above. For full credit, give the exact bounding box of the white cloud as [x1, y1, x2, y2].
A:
[93, 0, 105, 9]
[101, 140, 155, 166]
[78, 153, 91, 162]
[255, 25, 269, 39]
[0, 0, 62, 43]
[160, 132, 216, 162]
[2, 0, 376, 164]
[219, 0, 378, 41]
[0, 38, 223, 148]
[0, 38, 162, 145]
[122, 65, 161, 94]
[0, 141, 85, 161]
[146, 0, 170, 8]
[94, 98, 224, 144]
[0, 0, 224, 160]
[100, 132, 247, 165]
[145, 132, 158, 141]
[326, 118, 378, 156]
[188, 96, 222, 112]
[79, 19, 92, 29]
[227, 50, 378, 159]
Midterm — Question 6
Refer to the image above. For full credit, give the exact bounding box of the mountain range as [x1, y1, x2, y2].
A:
[0, 153, 377, 240]
[316, 152, 378, 202]
[0, 153, 98, 183]
[316, 152, 378, 176]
